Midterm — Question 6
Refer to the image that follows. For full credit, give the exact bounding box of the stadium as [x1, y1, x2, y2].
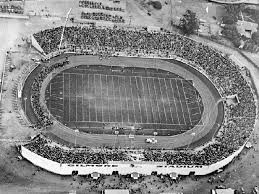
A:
[17, 25, 256, 178]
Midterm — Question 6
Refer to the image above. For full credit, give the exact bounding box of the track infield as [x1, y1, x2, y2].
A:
[45, 65, 204, 136]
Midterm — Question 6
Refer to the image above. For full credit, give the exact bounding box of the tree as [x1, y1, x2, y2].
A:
[179, 10, 199, 35]
[150, 1, 162, 10]
[221, 24, 241, 47]
[251, 31, 259, 45]
[224, 4, 245, 22]
[222, 15, 236, 25]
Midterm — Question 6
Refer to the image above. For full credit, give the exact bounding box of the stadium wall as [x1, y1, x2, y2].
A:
[20, 144, 244, 176]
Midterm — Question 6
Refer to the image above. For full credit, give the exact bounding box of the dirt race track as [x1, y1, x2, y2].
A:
[22, 54, 224, 149]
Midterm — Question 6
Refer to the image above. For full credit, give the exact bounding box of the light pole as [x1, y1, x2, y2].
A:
[59, 8, 72, 51]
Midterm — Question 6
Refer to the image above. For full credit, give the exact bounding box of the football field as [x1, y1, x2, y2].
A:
[46, 65, 204, 136]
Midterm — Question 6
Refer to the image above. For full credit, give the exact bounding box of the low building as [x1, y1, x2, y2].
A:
[236, 20, 258, 38]
[211, 188, 235, 194]
[103, 189, 130, 194]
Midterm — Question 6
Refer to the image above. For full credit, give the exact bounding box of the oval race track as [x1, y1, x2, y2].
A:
[22, 54, 224, 149]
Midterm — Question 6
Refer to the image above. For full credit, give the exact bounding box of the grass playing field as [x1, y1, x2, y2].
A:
[45, 65, 204, 136]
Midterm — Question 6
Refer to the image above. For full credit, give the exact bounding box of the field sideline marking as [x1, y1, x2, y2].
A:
[135, 76, 143, 123]
[194, 92, 202, 116]
[118, 76, 124, 123]
[124, 76, 130, 123]
[66, 120, 187, 126]
[175, 80, 187, 125]
[158, 78, 168, 123]
[169, 79, 181, 124]
[164, 78, 175, 124]
[129, 76, 136, 123]
[151, 77, 162, 124]
[59, 70, 205, 130]
[140, 77, 149, 123]
[181, 79, 193, 126]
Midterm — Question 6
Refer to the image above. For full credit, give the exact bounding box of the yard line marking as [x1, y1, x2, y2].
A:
[164, 78, 175, 124]
[151, 77, 162, 124]
[169, 79, 180, 124]
[75, 74, 78, 122]
[81, 74, 84, 122]
[111, 75, 117, 122]
[106, 75, 110, 122]
[68, 74, 70, 122]
[94, 74, 98, 122]
[88, 74, 90, 122]
[100, 74, 104, 123]
[129, 76, 136, 123]
[146, 77, 155, 123]
[181, 79, 193, 125]
[124, 76, 130, 123]
[140, 77, 149, 123]
[135, 76, 143, 123]
[118, 77, 124, 123]
[175, 80, 186, 125]
[158, 78, 168, 123]
[63, 73, 65, 121]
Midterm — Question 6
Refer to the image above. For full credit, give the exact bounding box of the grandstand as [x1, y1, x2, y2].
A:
[18, 25, 257, 178]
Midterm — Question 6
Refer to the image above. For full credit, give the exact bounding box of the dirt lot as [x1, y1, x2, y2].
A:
[0, 0, 259, 193]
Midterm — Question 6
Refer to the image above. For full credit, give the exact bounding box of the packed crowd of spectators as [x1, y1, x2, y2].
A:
[28, 26, 256, 165]
[81, 12, 125, 23]
[0, 4, 24, 14]
[25, 136, 130, 164]
[79, 1, 125, 12]
[31, 61, 68, 127]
